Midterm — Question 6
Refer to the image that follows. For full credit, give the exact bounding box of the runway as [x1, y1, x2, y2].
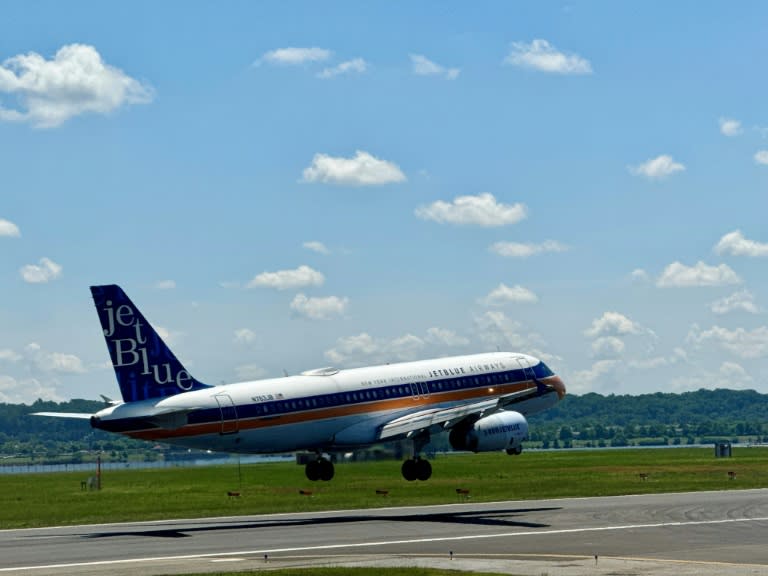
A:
[2, 489, 768, 575]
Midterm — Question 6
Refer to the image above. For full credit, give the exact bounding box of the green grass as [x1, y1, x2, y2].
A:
[2, 447, 767, 529]
[171, 570, 505, 576]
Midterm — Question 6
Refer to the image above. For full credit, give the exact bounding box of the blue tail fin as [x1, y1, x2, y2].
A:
[90, 285, 211, 403]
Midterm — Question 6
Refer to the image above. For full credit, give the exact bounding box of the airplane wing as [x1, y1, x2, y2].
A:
[377, 380, 555, 441]
[31, 412, 93, 419]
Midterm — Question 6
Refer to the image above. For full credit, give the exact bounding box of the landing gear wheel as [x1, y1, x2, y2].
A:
[305, 458, 334, 481]
[318, 458, 335, 481]
[506, 446, 523, 456]
[305, 459, 320, 481]
[401, 458, 417, 481]
[415, 458, 432, 481]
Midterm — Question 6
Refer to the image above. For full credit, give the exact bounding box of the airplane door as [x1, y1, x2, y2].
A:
[410, 383, 420, 400]
[214, 394, 239, 435]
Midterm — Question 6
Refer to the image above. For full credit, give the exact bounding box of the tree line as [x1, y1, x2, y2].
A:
[2, 388, 767, 463]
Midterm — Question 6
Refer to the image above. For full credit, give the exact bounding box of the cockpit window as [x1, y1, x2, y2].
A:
[532, 361, 554, 379]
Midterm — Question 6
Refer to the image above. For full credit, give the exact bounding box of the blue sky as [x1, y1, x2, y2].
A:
[1, 1, 767, 403]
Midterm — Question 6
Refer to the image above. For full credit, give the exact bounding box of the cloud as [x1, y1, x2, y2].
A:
[415, 193, 526, 227]
[317, 58, 367, 79]
[571, 359, 622, 394]
[154, 280, 176, 290]
[0, 218, 20, 237]
[710, 291, 760, 315]
[754, 150, 768, 165]
[628, 155, 685, 180]
[290, 293, 348, 320]
[630, 269, 650, 283]
[584, 312, 642, 338]
[303, 241, 330, 255]
[410, 54, 460, 80]
[234, 364, 267, 381]
[20, 257, 62, 283]
[0, 349, 22, 362]
[719, 117, 742, 136]
[302, 151, 406, 186]
[247, 265, 324, 290]
[687, 325, 768, 359]
[258, 47, 331, 66]
[24, 342, 85, 373]
[472, 310, 545, 351]
[0, 44, 153, 128]
[0, 375, 62, 404]
[656, 261, 741, 287]
[233, 328, 257, 344]
[715, 230, 768, 257]
[489, 240, 568, 258]
[591, 336, 625, 359]
[503, 39, 592, 75]
[325, 332, 426, 365]
[425, 327, 469, 347]
[482, 283, 538, 306]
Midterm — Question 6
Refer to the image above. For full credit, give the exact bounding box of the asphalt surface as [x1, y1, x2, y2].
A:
[2, 489, 768, 575]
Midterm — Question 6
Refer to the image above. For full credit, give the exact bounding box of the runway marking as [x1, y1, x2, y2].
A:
[2, 515, 768, 572]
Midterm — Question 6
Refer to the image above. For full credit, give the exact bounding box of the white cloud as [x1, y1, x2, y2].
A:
[591, 336, 625, 359]
[482, 283, 538, 306]
[687, 325, 768, 359]
[302, 151, 406, 186]
[754, 150, 768, 165]
[247, 265, 324, 290]
[0, 349, 22, 362]
[24, 342, 85, 373]
[0, 44, 153, 128]
[303, 241, 330, 255]
[585, 312, 642, 338]
[628, 155, 685, 180]
[503, 39, 592, 75]
[324, 332, 425, 365]
[710, 291, 760, 315]
[20, 257, 62, 283]
[719, 117, 742, 136]
[473, 310, 532, 350]
[715, 230, 768, 257]
[410, 54, 460, 80]
[415, 193, 527, 227]
[489, 240, 568, 258]
[154, 280, 176, 290]
[720, 361, 753, 385]
[259, 47, 331, 66]
[234, 364, 267, 381]
[630, 269, 650, 282]
[0, 375, 62, 404]
[233, 328, 257, 344]
[571, 359, 621, 394]
[153, 325, 182, 346]
[656, 261, 741, 287]
[317, 58, 367, 79]
[426, 327, 469, 347]
[290, 293, 348, 320]
[0, 218, 20, 237]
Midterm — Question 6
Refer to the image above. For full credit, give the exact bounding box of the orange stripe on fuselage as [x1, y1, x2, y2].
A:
[123, 378, 557, 442]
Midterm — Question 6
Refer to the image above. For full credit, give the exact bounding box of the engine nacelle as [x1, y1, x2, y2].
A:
[449, 410, 528, 453]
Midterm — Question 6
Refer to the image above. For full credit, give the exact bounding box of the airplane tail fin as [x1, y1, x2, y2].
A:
[90, 284, 211, 403]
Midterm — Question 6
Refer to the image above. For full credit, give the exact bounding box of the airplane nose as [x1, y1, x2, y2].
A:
[552, 376, 566, 399]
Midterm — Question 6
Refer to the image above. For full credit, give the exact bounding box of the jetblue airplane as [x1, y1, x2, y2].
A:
[37, 284, 566, 482]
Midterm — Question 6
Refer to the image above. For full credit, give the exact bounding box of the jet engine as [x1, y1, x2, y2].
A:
[448, 410, 528, 453]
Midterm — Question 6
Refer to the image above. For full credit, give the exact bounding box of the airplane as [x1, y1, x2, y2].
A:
[36, 284, 566, 482]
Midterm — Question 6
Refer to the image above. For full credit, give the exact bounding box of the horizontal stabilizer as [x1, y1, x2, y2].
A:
[32, 412, 92, 419]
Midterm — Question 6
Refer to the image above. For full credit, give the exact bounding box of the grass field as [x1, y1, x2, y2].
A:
[2, 447, 767, 529]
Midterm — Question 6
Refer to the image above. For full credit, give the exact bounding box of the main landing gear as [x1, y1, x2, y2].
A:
[401, 457, 432, 481]
[401, 431, 432, 481]
[305, 456, 334, 481]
